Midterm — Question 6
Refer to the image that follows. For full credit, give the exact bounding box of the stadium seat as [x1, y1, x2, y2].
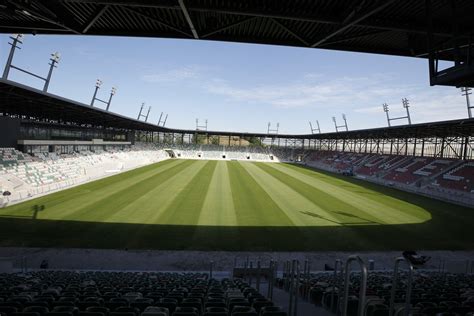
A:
[0, 304, 22, 310]
[179, 299, 201, 314]
[85, 308, 108, 316]
[105, 303, 128, 312]
[230, 306, 256, 316]
[109, 312, 135, 316]
[51, 304, 75, 309]
[78, 313, 104, 316]
[45, 312, 74, 316]
[204, 300, 224, 310]
[228, 300, 250, 313]
[23, 307, 49, 316]
[142, 308, 168, 316]
[0, 307, 19, 316]
[130, 300, 153, 312]
[140, 313, 167, 316]
[114, 308, 139, 316]
[202, 312, 226, 316]
[12, 312, 41, 316]
[251, 300, 272, 313]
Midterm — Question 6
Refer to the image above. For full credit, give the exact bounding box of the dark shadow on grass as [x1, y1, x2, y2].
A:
[299, 211, 342, 225]
[331, 210, 380, 225]
[299, 210, 379, 226]
[0, 214, 31, 219]
[0, 215, 473, 251]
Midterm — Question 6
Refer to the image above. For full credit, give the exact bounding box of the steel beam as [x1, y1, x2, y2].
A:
[122, 6, 193, 37]
[311, 0, 397, 47]
[201, 17, 257, 38]
[82, 5, 109, 33]
[61, 0, 458, 38]
[178, 0, 198, 38]
[271, 18, 310, 46]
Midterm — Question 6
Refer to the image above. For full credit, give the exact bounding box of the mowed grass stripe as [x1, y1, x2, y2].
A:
[192, 161, 240, 249]
[241, 162, 334, 226]
[227, 161, 295, 227]
[156, 160, 217, 225]
[197, 161, 237, 226]
[59, 159, 196, 222]
[97, 160, 209, 224]
[2, 159, 181, 219]
[283, 163, 432, 223]
[254, 162, 384, 225]
[269, 163, 429, 224]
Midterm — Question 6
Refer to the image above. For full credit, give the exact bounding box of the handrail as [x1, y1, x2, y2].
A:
[336, 259, 344, 316]
[294, 260, 299, 316]
[303, 260, 308, 299]
[267, 260, 275, 300]
[256, 260, 261, 292]
[285, 260, 291, 291]
[330, 259, 343, 313]
[288, 260, 296, 316]
[303, 259, 311, 300]
[342, 255, 368, 316]
[389, 257, 414, 316]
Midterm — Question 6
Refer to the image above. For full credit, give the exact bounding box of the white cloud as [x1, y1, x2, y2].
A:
[354, 85, 467, 123]
[141, 66, 199, 83]
[355, 106, 382, 114]
[204, 74, 417, 109]
[138, 65, 467, 126]
[201, 73, 468, 124]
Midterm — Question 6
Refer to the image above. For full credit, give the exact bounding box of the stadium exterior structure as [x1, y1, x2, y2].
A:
[1, 79, 473, 161]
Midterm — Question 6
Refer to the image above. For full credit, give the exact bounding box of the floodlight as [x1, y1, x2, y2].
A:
[51, 52, 61, 62]
[12, 34, 24, 41]
[402, 98, 409, 108]
[111, 86, 117, 95]
[95, 79, 103, 88]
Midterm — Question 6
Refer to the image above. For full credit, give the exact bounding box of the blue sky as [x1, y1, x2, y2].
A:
[0, 34, 468, 134]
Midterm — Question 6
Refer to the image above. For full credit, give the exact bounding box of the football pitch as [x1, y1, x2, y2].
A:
[1, 159, 473, 251]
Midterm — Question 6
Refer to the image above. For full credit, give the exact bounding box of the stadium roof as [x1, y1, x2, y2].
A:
[0, 0, 473, 62]
[1, 79, 473, 140]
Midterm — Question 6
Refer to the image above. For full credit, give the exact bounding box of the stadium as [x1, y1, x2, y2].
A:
[0, 1, 474, 316]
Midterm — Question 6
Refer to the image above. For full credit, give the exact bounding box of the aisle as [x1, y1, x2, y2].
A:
[255, 281, 333, 316]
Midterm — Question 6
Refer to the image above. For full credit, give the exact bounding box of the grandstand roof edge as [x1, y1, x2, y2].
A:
[1, 79, 473, 140]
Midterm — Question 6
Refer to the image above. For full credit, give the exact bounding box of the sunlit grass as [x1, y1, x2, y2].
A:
[0, 159, 472, 251]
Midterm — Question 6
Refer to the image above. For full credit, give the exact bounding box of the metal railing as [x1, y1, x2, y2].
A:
[302, 259, 311, 300]
[389, 257, 414, 316]
[288, 259, 299, 316]
[330, 259, 343, 313]
[342, 255, 368, 316]
[267, 260, 276, 300]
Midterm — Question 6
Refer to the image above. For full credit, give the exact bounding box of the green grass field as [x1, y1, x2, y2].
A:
[1, 159, 473, 251]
